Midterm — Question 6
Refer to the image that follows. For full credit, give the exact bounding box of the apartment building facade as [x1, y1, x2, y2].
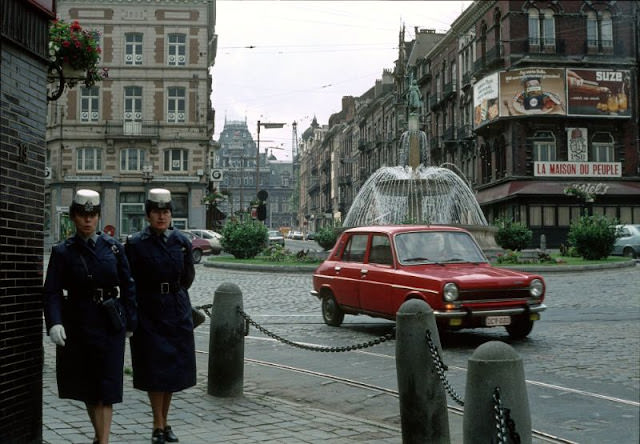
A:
[298, 0, 639, 247]
[46, 0, 217, 243]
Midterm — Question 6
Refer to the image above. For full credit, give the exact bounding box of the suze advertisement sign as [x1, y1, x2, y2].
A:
[566, 69, 631, 117]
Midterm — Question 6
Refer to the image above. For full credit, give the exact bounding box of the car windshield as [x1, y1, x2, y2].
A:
[269, 231, 280, 236]
[394, 231, 487, 265]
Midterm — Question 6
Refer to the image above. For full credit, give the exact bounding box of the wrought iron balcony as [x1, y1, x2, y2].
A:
[105, 120, 160, 138]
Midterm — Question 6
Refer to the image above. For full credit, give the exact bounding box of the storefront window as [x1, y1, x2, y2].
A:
[543, 207, 555, 226]
[558, 207, 570, 226]
[529, 206, 542, 226]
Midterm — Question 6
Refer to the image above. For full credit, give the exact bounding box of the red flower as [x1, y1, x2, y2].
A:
[70, 21, 82, 32]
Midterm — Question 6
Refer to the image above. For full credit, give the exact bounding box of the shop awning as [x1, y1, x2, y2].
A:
[475, 180, 640, 205]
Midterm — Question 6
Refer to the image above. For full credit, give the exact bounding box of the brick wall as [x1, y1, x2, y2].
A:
[0, 1, 49, 441]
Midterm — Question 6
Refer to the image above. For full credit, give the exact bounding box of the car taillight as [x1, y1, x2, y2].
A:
[443, 282, 459, 302]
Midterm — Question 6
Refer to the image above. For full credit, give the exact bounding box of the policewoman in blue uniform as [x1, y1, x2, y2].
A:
[125, 189, 196, 444]
[43, 189, 137, 444]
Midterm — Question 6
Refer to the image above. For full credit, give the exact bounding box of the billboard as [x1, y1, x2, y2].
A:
[473, 72, 499, 128]
[566, 69, 631, 117]
[499, 68, 566, 117]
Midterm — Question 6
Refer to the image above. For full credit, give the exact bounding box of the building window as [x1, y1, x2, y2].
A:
[167, 87, 186, 123]
[587, 10, 613, 51]
[80, 86, 99, 122]
[125, 33, 143, 65]
[124, 86, 143, 121]
[528, 8, 555, 51]
[168, 33, 186, 66]
[164, 149, 188, 172]
[77, 147, 102, 171]
[533, 131, 556, 161]
[591, 132, 614, 162]
[120, 148, 145, 171]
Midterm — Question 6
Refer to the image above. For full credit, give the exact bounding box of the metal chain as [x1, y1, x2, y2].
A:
[425, 329, 464, 406]
[193, 303, 213, 318]
[492, 387, 520, 444]
[238, 309, 395, 352]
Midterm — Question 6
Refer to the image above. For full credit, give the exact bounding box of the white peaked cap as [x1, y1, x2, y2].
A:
[148, 188, 172, 204]
[73, 189, 100, 206]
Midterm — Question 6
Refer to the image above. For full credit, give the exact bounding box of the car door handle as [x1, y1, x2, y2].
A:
[360, 269, 368, 275]
[334, 266, 341, 273]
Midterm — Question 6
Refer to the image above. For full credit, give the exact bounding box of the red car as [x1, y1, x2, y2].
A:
[182, 230, 212, 264]
[311, 225, 546, 339]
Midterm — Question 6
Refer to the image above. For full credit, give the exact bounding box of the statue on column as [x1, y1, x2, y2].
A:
[407, 73, 423, 115]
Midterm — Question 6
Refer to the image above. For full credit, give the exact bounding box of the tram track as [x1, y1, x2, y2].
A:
[196, 341, 578, 444]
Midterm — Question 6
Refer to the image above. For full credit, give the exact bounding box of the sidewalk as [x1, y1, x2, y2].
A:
[43, 336, 452, 444]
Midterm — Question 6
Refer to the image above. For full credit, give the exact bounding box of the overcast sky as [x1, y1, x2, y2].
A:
[211, 0, 472, 160]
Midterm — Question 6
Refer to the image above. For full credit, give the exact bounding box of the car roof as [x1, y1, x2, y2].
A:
[343, 225, 470, 235]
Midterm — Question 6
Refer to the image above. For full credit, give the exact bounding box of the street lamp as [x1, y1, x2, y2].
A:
[256, 120, 285, 194]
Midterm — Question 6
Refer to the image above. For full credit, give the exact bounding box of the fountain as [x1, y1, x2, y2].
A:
[342, 75, 500, 254]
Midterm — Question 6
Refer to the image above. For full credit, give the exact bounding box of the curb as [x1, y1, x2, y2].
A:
[500, 259, 637, 273]
[204, 261, 317, 273]
[204, 259, 637, 273]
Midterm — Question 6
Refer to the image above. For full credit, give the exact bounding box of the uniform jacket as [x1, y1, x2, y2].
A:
[43, 232, 137, 404]
[125, 226, 197, 392]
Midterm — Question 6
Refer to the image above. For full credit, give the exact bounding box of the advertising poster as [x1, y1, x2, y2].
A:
[473, 72, 499, 128]
[500, 68, 566, 117]
[566, 128, 588, 161]
[567, 69, 631, 117]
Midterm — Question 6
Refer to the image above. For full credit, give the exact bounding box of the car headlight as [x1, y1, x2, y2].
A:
[443, 283, 459, 302]
[529, 279, 544, 298]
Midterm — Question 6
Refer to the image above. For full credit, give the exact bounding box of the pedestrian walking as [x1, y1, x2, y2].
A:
[43, 189, 137, 444]
[125, 188, 196, 443]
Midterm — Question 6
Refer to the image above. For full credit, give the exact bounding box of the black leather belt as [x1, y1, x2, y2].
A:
[139, 282, 181, 294]
[91, 287, 119, 303]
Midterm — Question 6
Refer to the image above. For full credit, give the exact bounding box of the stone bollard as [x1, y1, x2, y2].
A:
[396, 299, 450, 444]
[540, 234, 547, 252]
[207, 282, 245, 397]
[463, 341, 531, 444]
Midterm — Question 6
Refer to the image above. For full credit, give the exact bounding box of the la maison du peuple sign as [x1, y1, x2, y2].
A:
[534, 161, 621, 177]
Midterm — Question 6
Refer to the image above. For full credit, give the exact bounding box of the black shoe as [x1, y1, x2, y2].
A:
[152, 428, 165, 444]
[164, 425, 179, 442]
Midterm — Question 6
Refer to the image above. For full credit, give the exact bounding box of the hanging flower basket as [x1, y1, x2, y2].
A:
[47, 18, 107, 99]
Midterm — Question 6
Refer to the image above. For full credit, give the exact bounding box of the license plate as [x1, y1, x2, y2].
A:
[485, 316, 511, 326]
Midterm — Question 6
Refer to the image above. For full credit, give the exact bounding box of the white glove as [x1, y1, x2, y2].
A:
[126, 331, 133, 338]
[49, 324, 66, 347]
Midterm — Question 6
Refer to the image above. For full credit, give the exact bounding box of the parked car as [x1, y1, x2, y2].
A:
[612, 224, 640, 258]
[183, 229, 222, 255]
[289, 231, 304, 240]
[311, 225, 546, 339]
[267, 230, 285, 247]
[305, 231, 316, 241]
[182, 230, 213, 264]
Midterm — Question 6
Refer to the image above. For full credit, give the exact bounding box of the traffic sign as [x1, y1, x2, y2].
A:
[210, 169, 223, 181]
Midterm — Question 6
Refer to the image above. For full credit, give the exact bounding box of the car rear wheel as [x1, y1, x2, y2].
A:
[622, 247, 636, 259]
[192, 249, 202, 264]
[505, 316, 533, 339]
[322, 294, 344, 327]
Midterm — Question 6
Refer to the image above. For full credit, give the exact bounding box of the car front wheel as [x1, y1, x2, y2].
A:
[623, 247, 637, 259]
[192, 249, 202, 264]
[505, 316, 534, 339]
[322, 294, 344, 327]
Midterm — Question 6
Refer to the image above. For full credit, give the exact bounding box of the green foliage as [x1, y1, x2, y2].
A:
[261, 244, 289, 262]
[220, 219, 268, 259]
[258, 245, 321, 263]
[567, 215, 617, 260]
[496, 250, 521, 264]
[315, 225, 340, 251]
[494, 218, 532, 251]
